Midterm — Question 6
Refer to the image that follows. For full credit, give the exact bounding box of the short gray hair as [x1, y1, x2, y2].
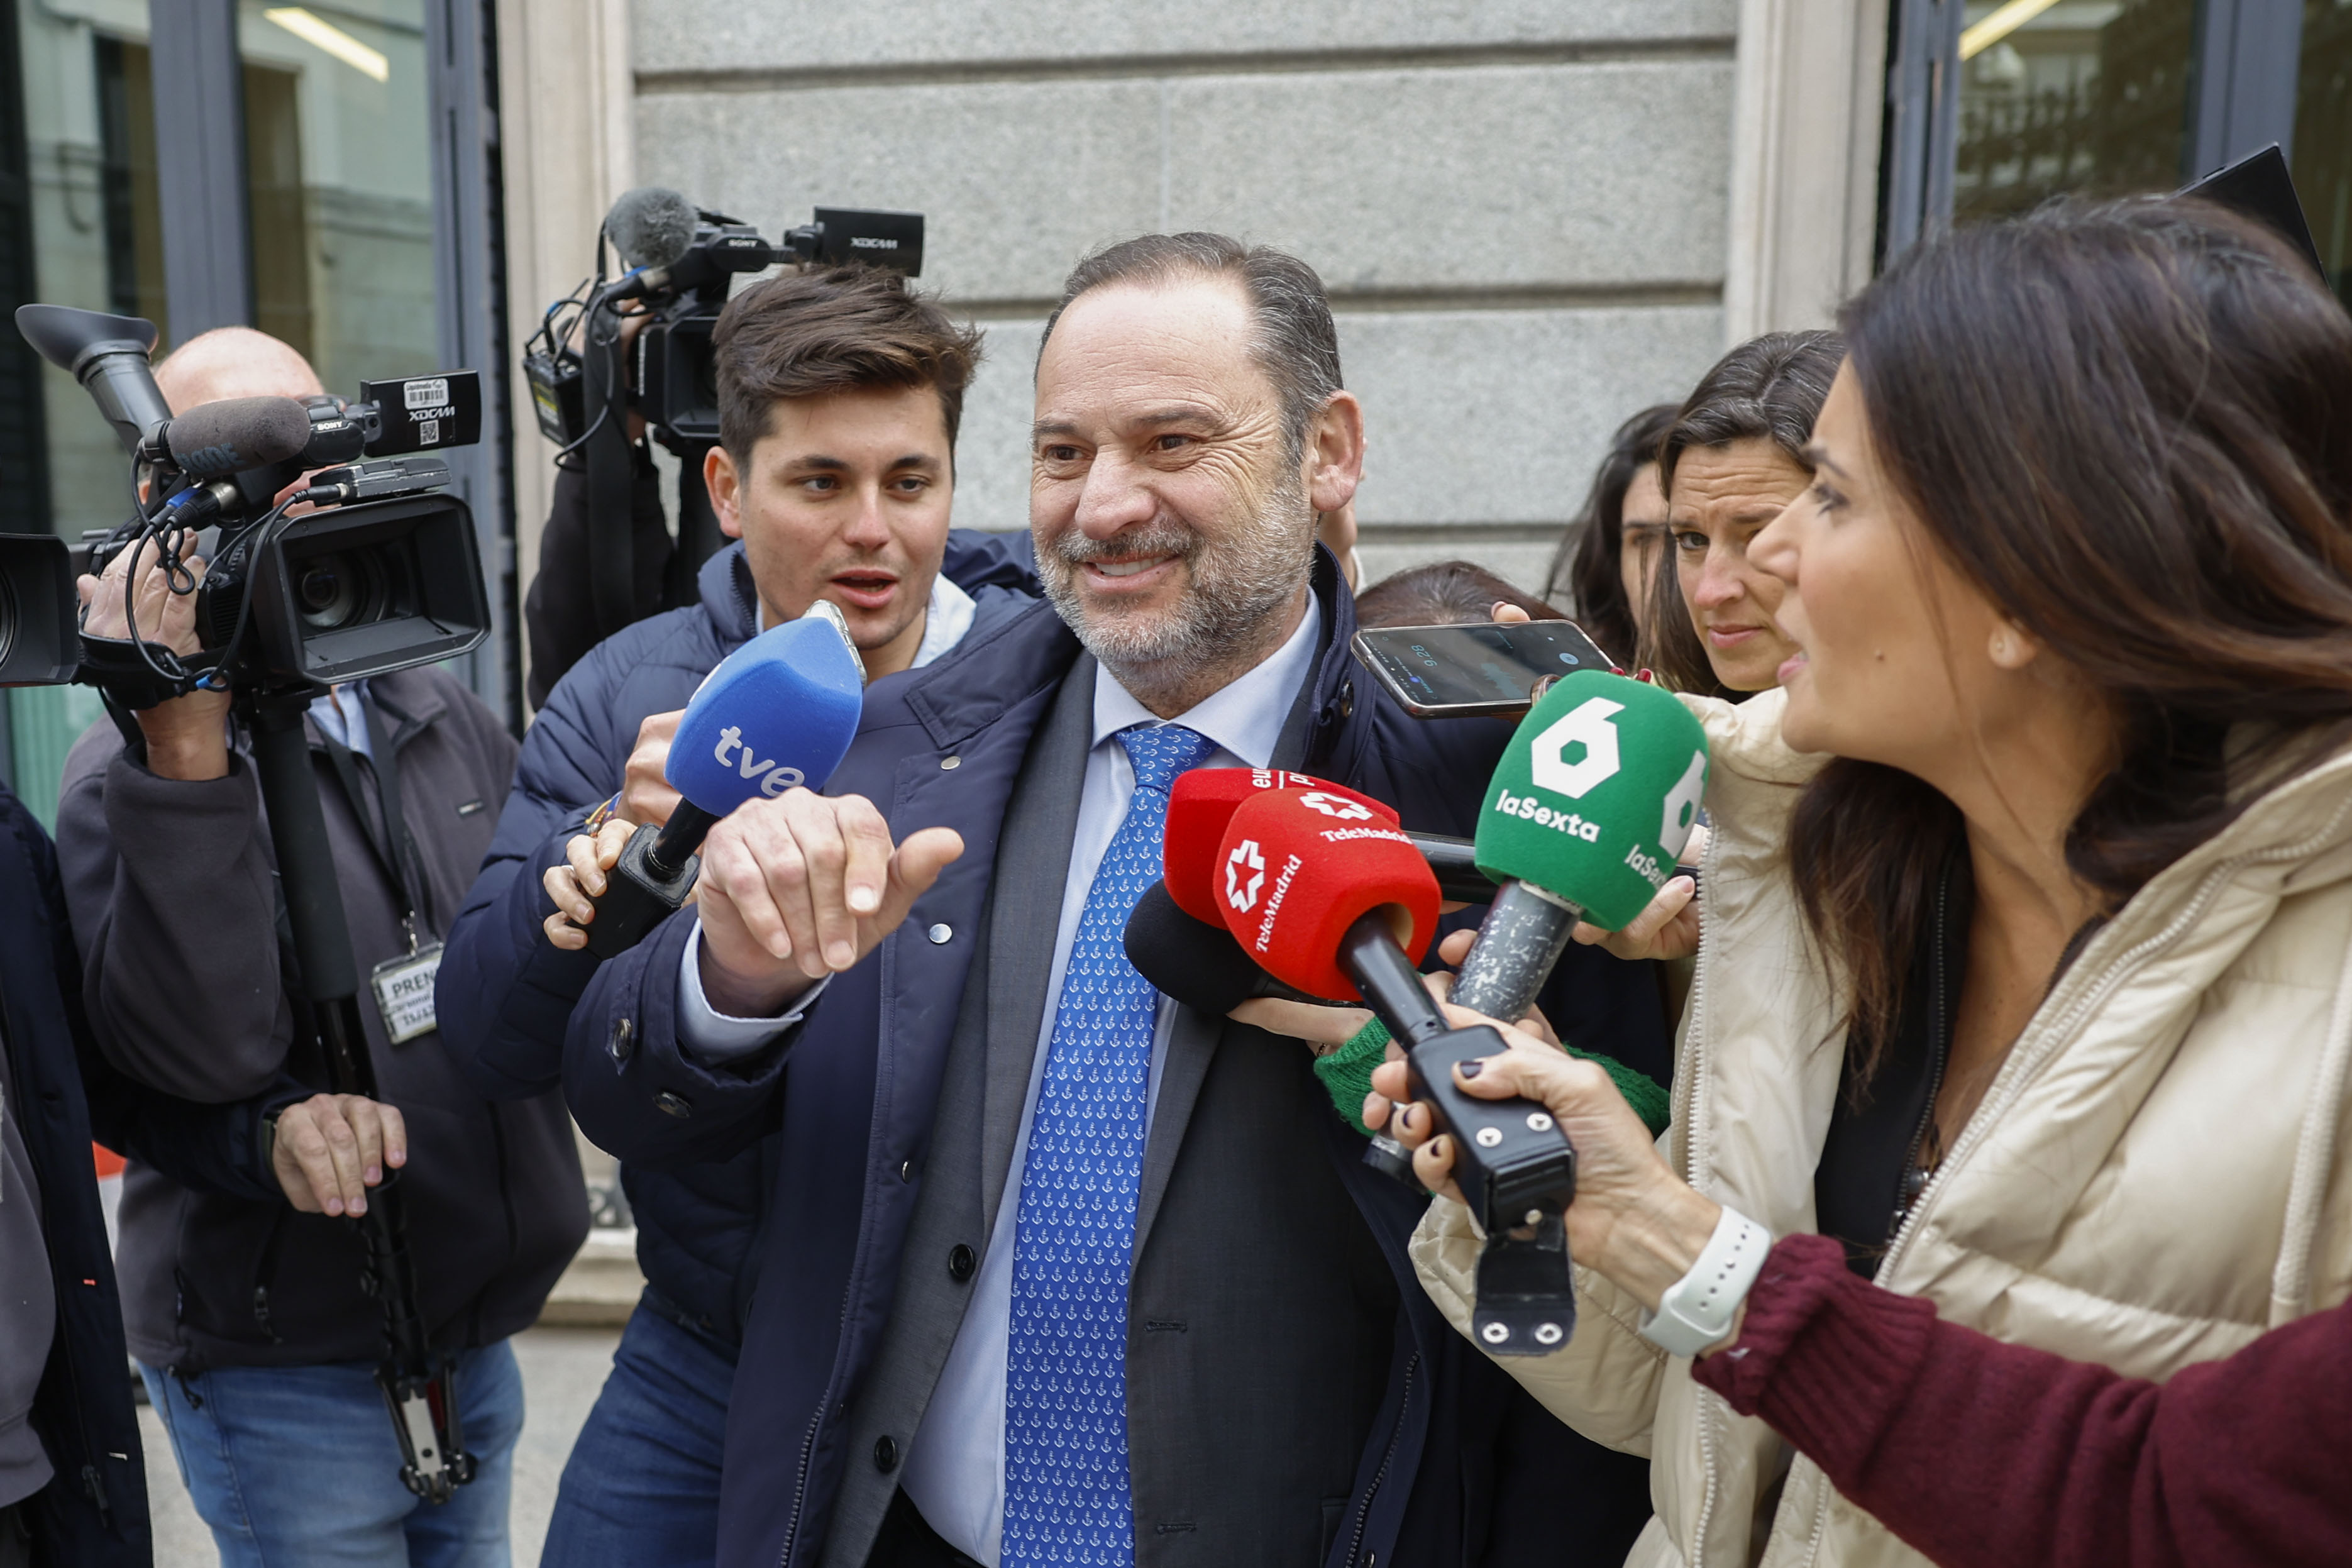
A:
[1039, 232, 1344, 460]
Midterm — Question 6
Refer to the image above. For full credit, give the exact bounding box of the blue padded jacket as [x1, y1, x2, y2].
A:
[436, 532, 1038, 1344]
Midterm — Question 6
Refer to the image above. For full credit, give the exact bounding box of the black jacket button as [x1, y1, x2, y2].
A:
[653, 1091, 693, 1120]
[608, 1017, 634, 1064]
[874, 1435, 900, 1472]
[947, 1244, 976, 1282]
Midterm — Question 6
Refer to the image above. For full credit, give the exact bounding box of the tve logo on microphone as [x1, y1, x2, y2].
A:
[711, 725, 804, 797]
[665, 605, 865, 817]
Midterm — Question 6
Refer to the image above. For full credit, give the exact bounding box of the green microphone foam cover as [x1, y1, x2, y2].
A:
[1474, 671, 1709, 930]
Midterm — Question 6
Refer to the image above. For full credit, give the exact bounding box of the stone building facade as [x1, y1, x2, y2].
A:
[497, 1, 1885, 609]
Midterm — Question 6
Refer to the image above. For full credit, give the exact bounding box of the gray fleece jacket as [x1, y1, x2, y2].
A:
[55, 666, 588, 1370]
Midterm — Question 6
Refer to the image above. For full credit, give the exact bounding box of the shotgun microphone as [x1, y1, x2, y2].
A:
[1452, 672, 1709, 1025]
[163, 396, 317, 477]
[604, 185, 699, 273]
[581, 602, 865, 959]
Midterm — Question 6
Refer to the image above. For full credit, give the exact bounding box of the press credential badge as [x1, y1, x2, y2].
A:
[370, 941, 444, 1044]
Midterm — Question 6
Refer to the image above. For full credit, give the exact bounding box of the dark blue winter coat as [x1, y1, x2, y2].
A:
[560, 549, 1669, 1568]
[436, 533, 1039, 1343]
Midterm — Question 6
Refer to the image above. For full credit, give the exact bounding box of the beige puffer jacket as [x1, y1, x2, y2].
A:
[1412, 686, 2352, 1568]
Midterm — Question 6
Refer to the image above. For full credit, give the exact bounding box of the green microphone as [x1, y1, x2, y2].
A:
[1455, 671, 1709, 1024]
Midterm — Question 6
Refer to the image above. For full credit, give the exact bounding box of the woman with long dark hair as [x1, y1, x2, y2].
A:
[1547, 404, 1678, 663]
[1387, 197, 2352, 1567]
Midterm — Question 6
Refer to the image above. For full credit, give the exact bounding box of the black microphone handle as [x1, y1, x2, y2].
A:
[1450, 880, 1581, 1025]
[1405, 832, 1499, 903]
[646, 799, 721, 880]
[1335, 910, 1449, 1048]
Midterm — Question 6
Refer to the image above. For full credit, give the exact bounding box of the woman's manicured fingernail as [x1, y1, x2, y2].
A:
[1460, 1059, 1486, 1078]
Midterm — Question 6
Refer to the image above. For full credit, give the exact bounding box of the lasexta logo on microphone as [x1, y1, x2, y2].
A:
[1528, 697, 1624, 798]
[1225, 839, 1266, 912]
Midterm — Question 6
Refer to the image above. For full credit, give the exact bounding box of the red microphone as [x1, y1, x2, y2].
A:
[1211, 788, 1440, 1002]
[1163, 768, 1396, 925]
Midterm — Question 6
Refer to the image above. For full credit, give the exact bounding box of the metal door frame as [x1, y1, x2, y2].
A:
[138, 0, 519, 727]
[1880, 0, 2312, 264]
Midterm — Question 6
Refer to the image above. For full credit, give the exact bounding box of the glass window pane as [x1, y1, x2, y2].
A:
[236, 1, 438, 396]
[1953, 0, 2201, 227]
[2295, 1, 2352, 309]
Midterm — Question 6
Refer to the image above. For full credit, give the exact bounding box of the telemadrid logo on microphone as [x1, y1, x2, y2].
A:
[1225, 839, 1267, 912]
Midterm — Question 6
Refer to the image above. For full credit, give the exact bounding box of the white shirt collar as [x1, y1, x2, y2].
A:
[910, 573, 976, 670]
[1091, 589, 1323, 765]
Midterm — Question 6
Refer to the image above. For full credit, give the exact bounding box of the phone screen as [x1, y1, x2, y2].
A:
[1354, 621, 1615, 715]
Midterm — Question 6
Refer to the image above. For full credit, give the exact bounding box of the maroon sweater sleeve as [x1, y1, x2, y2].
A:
[1690, 1232, 2352, 1568]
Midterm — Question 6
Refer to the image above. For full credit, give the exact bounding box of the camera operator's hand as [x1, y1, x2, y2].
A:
[693, 790, 963, 1017]
[77, 534, 232, 781]
[621, 709, 683, 825]
[569, 301, 653, 444]
[270, 1093, 407, 1218]
[543, 817, 646, 950]
[1367, 1005, 1723, 1323]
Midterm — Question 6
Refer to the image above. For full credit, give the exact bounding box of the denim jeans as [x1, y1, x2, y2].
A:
[538, 1299, 735, 1568]
[141, 1340, 521, 1568]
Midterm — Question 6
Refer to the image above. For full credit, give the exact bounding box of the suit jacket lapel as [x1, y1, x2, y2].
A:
[979, 656, 1096, 1234]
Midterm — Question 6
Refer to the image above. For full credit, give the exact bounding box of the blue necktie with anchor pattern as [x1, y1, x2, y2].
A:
[1000, 722, 1218, 1567]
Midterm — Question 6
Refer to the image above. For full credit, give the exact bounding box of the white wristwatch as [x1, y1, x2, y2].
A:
[1637, 1205, 1771, 1357]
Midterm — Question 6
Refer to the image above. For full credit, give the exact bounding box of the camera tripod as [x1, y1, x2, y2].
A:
[241, 683, 474, 1503]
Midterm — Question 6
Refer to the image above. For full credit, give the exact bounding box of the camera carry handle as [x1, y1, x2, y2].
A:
[242, 687, 475, 1503]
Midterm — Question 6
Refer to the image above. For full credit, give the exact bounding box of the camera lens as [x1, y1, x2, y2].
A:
[294, 550, 390, 632]
[297, 555, 358, 629]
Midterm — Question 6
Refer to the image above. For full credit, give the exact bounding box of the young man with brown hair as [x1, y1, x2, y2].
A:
[438, 265, 1034, 1568]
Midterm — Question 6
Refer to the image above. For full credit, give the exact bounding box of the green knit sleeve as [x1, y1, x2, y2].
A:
[1312, 1015, 1670, 1139]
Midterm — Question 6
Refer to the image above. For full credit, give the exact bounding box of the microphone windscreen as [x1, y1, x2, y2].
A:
[1164, 768, 1396, 924]
[605, 186, 699, 271]
[1214, 788, 1440, 1002]
[1123, 880, 1313, 1015]
[164, 396, 313, 477]
[666, 608, 864, 816]
[1474, 670, 1709, 930]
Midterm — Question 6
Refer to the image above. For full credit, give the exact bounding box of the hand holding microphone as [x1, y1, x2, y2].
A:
[557, 604, 865, 960]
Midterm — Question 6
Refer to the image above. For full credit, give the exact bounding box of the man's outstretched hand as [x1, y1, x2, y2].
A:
[694, 790, 963, 1017]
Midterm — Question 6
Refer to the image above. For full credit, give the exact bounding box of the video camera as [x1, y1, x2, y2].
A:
[1, 304, 490, 698]
[524, 192, 924, 449]
[519, 187, 925, 649]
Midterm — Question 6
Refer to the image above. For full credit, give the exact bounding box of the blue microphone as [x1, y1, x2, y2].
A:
[582, 602, 864, 958]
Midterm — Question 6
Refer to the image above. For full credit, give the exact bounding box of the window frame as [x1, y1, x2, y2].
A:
[1880, 0, 2312, 265]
